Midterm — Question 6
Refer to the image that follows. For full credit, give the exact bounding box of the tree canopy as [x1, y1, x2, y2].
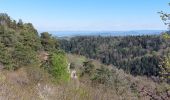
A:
[60, 35, 168, 77]
[0, 13, 68, 82]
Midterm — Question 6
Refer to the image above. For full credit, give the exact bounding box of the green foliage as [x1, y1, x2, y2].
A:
[60, 35, 166, 76]
[162, 33, 170, 39]
[91, 66, 112, 85]
[128, 55, 161, 76]
[70, 62, 75, 69]
[81, 61, 95, 76]
[12, 44, 38, 69]
[40, 32, 58, 51]
[0, 29, 17, 47]
[0, 13, 42, 70]
[161, 33, 170, 83]
[0, 13, 72, 85]
[160, 54, 170, 83]
[0, 13, 69, 84]
[19, 27, 42, 51]
[48, 51, 69, 82]
[0, 43, 13, 69]
[158, 3, 170, 83]
[158, 5, 170, 30]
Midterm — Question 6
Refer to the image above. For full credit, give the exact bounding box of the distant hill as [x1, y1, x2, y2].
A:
[47, 30, 165, 37]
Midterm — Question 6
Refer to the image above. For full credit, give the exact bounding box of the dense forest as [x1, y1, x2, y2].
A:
[60, 35, 170, 77]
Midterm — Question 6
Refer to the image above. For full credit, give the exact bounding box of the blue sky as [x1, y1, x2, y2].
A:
[0, 0, 169, 31]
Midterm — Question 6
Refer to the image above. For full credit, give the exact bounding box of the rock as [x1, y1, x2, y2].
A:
[71, 70, 77, 79]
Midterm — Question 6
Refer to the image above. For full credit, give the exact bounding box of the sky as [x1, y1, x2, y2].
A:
[0, 0, 169, 31]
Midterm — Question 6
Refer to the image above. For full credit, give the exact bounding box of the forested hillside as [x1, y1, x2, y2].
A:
[0, 14, 42, 69]
[0, 13, 170, 100]
[0, 13, 69, 82]
[60, 35, 170, 77]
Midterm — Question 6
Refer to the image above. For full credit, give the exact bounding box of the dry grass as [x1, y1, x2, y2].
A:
[66, 54, 170, 100]
[0, 54, 169, 100]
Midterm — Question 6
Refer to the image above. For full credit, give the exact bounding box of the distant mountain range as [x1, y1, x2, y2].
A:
[44, 30, 166, 37]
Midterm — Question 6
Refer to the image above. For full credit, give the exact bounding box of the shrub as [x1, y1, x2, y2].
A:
[81, 61, 95, 76]
[91, 66, 112, 85]
[12, 44, 38, 69]
[0, 43, 14, 70]
[48, 51, 69, 82]
[160, 54, 170, 83]
[40, 32, 58, 51]
[70, 62, 75, 69]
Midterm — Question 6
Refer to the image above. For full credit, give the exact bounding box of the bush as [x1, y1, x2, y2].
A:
[160, 54, 170, 83]
[0, 13, 42, 70]
[70, 62, 75, 69]
[40, 32, 58, 51]
[0, 43, 13, 70]
[48, 51, 69, 82]
[12, 44, 39, 69]
[81, 61, 95, 77]
[91, 66, 112, 85]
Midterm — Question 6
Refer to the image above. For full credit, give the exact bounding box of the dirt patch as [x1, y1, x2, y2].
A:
[38, 51, 49, 61]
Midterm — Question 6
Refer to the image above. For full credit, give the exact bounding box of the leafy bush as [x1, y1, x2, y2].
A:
[40, 32, 58, 51]
[91, 66, 112, 85]
[12, 44, 38, 69]
[0, 43, 13, 69]
[70, 62, 75, 69]
[0, 13, 42, 70]
[81, 61, 95, 76]
[160, 54, 170, 83]
[48, 51, 69, 82]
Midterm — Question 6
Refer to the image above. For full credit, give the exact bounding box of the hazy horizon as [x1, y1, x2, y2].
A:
[46, 30, 165, 37]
